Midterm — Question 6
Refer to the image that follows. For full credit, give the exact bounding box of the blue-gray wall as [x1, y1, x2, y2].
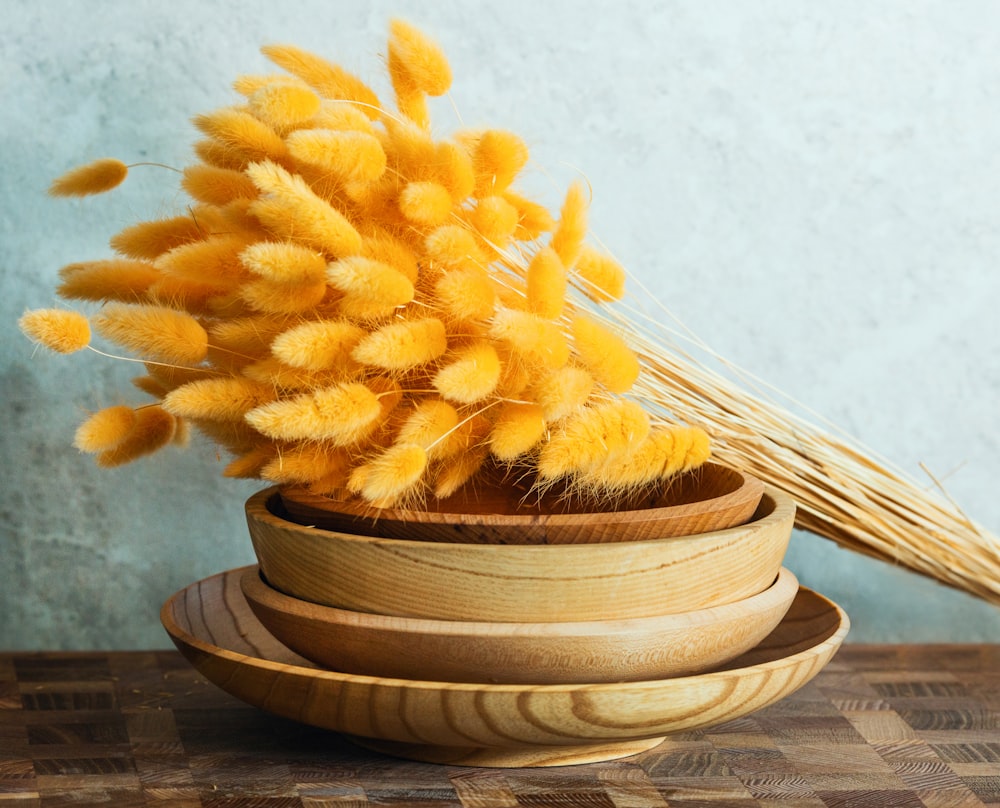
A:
[3, 0, 999, 648]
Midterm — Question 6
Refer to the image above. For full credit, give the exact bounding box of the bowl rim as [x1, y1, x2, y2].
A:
[161, 567, 850, 693]
[249, 484, 796, 552]
[277, 461, 765, 526]
[240, 564, 799, 637]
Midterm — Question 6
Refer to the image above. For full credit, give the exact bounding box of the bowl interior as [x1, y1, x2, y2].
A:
[278, 461, 765, 544]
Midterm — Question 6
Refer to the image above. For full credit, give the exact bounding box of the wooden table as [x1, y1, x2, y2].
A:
[1, 646, 997, 807]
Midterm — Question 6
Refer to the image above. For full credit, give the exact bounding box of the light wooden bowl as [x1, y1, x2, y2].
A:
[247, 486, 795, 622]
[162, 567, 849, 768]
[240, 566, 798, 684]
[278, 462, 764, 544]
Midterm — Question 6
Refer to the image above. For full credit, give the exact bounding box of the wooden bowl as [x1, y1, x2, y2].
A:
[278, 462, 764, 544]
[162, 567, 849, 768]
[240, 566, 798, 684]
[246, 486, 795, 622]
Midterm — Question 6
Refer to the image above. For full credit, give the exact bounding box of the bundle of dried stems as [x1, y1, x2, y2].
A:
[599, 279, 1000, 607]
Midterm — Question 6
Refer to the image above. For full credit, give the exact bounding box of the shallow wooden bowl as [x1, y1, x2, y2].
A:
[162, 567, 849, 767]
[247, 486, 795, 622]
[240, 566, 798, 684]
[279, 462, 764, 544]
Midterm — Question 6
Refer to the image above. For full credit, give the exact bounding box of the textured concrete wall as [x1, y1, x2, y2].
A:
[2, 0, 998, 648]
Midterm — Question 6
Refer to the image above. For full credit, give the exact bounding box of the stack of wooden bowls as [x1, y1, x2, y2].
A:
[160, 461, 850, 766]
[243, 463, 798, 684]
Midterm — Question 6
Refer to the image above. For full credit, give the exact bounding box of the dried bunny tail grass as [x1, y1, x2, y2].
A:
[470, 129, 529, 198]
[503, 190, 555, 240]
[132, 374, 169, 399]
[49, 158, 128, 196]
[388, 18, 452, 97]
[489, 402, 546, 462]
[223, 445, 278, 479]
[350, 442, 428, 506]
[468, 195, 520, 248]
[550, 180, 589, 268]
[396, 398, 459, 453]
[571, 314, 641, 393]
[580, 424, 711, 493]
[525, 246, 567, 319]
[326, 256, 415, 320]
[239, 241, 327, 285]
[433, 341, 501, 404]
[527, 365, 594, 421]
[260, 443, 349, 485]
[361, 233, 419, 284]
[286, 129, 387, 184]
[433, 266, 496, 322]
[19, 309, 91, 354]
[537, 399, 650, 481]
[398, 181, 454, 226]
[109, 215, 209, 260]
[573, 245, 626, 303]
[351, 317, 448, 371]
[73, 405, 138, 452]
[270, 319, 364, 371]
[245, 382, 382, 443]
[155, 234, 250, 283]
[488, 307, 569, 370]
[208, 315, 289, 356]
[433, 445, 489, 498]
[92, 304, 208, 365]
[95, 406, 177, 468]
[239, 276, 328, 315]
[247, 81, 322, 129]
[432, 140, 476, 201]
[241, 357, 349, 392]
[56, 259, 161, 302]
[192, 107, 290, 165]
[260, 43, 382, 119]
[163, 377, 275, 421]
[246, 160, 362, 257]
[181, 164, 259, 206]
[425, 225, 487, 271]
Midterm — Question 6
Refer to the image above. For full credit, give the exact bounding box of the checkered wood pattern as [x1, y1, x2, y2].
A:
[1, 646, 997, 807]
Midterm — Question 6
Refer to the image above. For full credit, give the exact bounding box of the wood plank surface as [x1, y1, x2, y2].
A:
[0, 646, 997, 807]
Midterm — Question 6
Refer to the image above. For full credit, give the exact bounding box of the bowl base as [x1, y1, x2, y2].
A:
[343, 735, 667, 767]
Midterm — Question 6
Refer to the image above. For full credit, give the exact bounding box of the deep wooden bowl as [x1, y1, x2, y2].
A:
[278, 462, 764, 544]
[162, 567, 849, 767]
[240, 566, 798, 684]
[247, 486, 795, 622]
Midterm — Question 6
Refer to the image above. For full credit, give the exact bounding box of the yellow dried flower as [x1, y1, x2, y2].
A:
[388, 18, 452, 97]
[351, 318, 448, 371]
[537, 400, 650, 479]
[49, 158, 128, 196]
[93, 304, 208, 365]
[286, 129, 387, 184]
[261, 43, 381, 118]
[95, 406, 177, 468]
[350, 442, 428, 505]
[245, 382, 382, 443]
[433, 341, 501, 403]
[56, 259, 160, 303]
[73, 406, 138, 452]
[489, 402, 546, 461]
[19, 309, 91, 354]
[163, 378, 275, 421]
[181, 164, 259, 206]
[270, 319, 365, 371]
[571, 314, 640, 393]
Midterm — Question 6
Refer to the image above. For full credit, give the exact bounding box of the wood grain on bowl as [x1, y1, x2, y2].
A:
[247, 486, 795, 622]
[240, 566, 798, 683]
[161, 567, 849, 768]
